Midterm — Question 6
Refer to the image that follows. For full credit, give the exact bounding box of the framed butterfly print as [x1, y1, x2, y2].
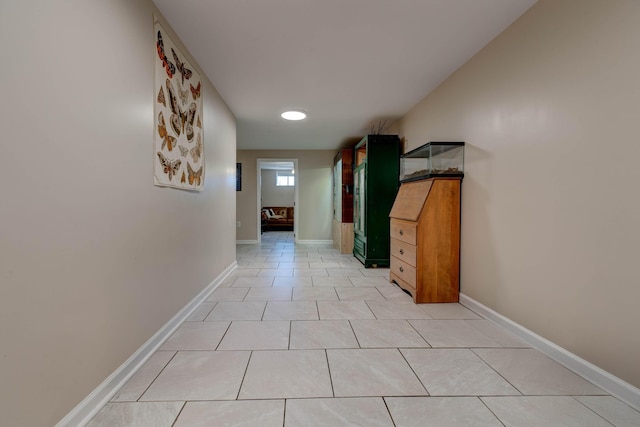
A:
[154, 20, 204, 191]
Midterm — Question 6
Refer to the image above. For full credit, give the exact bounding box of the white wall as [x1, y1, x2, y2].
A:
[0, 1, 237, 425]
[396, 0, 640, 389]
[237, 151, 335, 241]
[261, 169, 295, 207]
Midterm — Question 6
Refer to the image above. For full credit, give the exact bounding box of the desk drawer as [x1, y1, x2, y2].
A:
[390, 219, 417, 245]
[390, 255, 417, 288]
[390, 238, 416, 267]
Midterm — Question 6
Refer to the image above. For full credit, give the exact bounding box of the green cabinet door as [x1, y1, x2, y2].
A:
[352, 135, 400, 267]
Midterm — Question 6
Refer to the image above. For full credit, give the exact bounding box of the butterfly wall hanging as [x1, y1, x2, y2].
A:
[157, 152, 181, 181]
[157, 111, 176, 151]
[157, 86, 166, 107]
[156, 31, 175, 79]
[165, 79, 197, 142]
[172, 48, 193, 85]
[176, 80, 189, 105]
[190, 133, 202, 163]
[190, 82, 201, 100]
[154, 21, 204, 191]
[187, 163, 203, 186]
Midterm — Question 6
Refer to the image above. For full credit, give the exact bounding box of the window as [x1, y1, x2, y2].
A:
[276, 171, 295, 187]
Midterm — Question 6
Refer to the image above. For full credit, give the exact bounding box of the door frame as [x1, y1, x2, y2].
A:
[256, 158, 299, 243]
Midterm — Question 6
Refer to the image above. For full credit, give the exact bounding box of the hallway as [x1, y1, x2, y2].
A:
[88, 232, 640, 426]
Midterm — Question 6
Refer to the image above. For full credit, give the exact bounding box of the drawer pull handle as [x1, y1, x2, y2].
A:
[399, 266, 404, 273]
[399, 249, 404, 255]
[399, 230, 404, 236]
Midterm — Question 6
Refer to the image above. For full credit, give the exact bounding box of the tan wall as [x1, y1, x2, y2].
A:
[261, 169, 295, 207]
[0, 2, 237, 426]
[237, 151, 335, 241]
[397, 0, 640, 388]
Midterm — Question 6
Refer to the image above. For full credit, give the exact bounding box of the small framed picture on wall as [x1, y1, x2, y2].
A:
[236, 163, 242, 191]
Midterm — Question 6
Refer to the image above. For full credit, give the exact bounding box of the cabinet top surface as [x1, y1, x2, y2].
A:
[355, 134, 400, 148]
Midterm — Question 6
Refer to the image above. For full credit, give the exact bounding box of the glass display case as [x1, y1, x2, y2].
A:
[400, 142, 464, 182]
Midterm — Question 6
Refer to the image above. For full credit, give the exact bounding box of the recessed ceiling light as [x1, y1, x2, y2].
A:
[281, 110, 307, 121]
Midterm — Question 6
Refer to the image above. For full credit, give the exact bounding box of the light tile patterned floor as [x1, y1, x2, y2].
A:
[89, 232, 640, 426]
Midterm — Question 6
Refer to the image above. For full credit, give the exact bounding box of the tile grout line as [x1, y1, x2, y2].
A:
[235, 350, 254, 401]
[477, 396, 507, 427]
[406, 319, 433, 348]
[213, 321, 234, 351]
[324, 349, 336, 398]
[572, 397, 617, 427]
[468, 348, 524, 396]
[135, 350, 179, 403]
[347, 320, 363, 349]
[169, 401, 187, 427]
[397, 348, 430, 397]
[381, 397, 398, 427]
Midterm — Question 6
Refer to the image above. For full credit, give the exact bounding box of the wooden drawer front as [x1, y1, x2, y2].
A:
[390, 238, 416, 267]
[390, 219, 417, 245]
[390, 256, 417, 288]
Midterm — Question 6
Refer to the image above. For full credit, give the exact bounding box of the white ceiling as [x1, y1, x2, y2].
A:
[152, 0, 537, 150]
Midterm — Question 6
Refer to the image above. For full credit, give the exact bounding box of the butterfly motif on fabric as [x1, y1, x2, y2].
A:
[171, 48, 193, 84]
[165, 79, 182, 136]
[178, 145, 188, 157]
[166, 79, 197, 141]
[181, 171, 186, 184]
[157, 86, 166, 107]
[190, 82, 201, 100]
[176, 81, 189, 105]
[191, 133, 202, 163]
[183, 103, 196, 141]
[157, 152, 181, 181]
[196, 114, 202, 128]
[187, 163, 203, 186]
[156, 31, 175, 78]
[157, 112, 176, 151]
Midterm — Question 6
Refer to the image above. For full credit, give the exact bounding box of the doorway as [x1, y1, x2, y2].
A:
[257, 158, 299, 243]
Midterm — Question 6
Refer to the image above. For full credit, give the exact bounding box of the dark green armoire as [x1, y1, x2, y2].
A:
[353, 134, 401, 267]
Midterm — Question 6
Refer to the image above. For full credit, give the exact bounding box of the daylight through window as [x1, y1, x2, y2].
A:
[276, 171, 295, 187]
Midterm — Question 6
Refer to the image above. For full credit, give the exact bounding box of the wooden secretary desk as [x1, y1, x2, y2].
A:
[389, 142, 464, 303]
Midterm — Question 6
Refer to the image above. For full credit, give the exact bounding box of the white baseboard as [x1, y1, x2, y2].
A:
[56, 261, 238, 427]
[237, 239, 334, 245]
[460, 293, 640, 411]
[296, 239, 334, 244]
